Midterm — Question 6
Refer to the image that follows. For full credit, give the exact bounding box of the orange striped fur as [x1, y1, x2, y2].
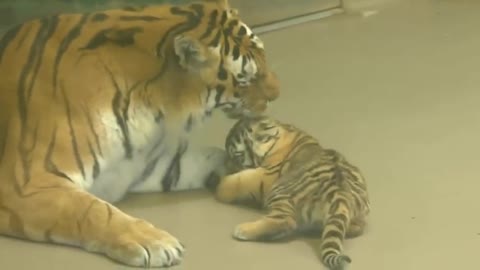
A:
[212, 116, 370, 270]
[0, 0, 279, 267]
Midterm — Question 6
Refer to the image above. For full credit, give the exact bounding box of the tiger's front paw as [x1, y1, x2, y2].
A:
[233, 221, 260, 241]
[100, 219, 185, 267]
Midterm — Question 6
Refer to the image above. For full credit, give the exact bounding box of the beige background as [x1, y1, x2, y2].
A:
[230, 0, 341, 26]
[1, 0, 480, 269]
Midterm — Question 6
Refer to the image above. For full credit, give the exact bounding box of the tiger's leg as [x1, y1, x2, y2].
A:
[346, 217, 366, 238]
[0, 175, 184, 268]
[232, 199, 298, 241]
[128, 145, 229, 194]
[213, 167, 273, 206]
[90, 144, 228, 203]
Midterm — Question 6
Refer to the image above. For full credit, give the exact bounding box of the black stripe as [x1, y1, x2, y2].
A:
[330, 213, 349, 225]
[285, 178, 318, 198]
[105, 203, 113, 224]
[81, 27, 143, 50]
[119, 15, 163, 22]
[44, 127, 73, 181]
[353, 194, 363, 210]
[224, 20, 238, 36]
[205, 88, 212, 104]
[83, 108, 103, 157]
[232, 77, 239, 88]
[147, 4, 204, 88]
[147, 129, 166, 159]
[185, 114, 194, 132]
[217, 60, 228, 80]
[53, 14, 89, 95]
[62, 86, 86, 180]
[311, 167, 335, 178]
[137, 154, 162, 185]
[79, 201, 97, 232]
[91, 13, 108, 22]
[241, 55, 247, 74]
[219, 11, 228, 26]
[323, 229, 344, 240]
[200, 9, 218, 40]
[156, 5, 204, 57]
[26, 16, 59, 100]
[0, 23, 23, 63]
[15, 24, 33, 50]
[244, 143, 256, 167]
[208, 30, 222, 47]
[122, 6, 144, 12]
[108, 69, 133, 159]
[321, 250, 338, 261]
[129, 137, 168, 190]
[223, 34, 230, 55]
[161, 141, 188, 192]
[155, 110, 164, 123]
[232, 45, 240, 60]
[327, 218, 346, 233]
[87, 140, 100, 179]
[267, 213, 291, 220]
[321, 241, 341, 251]
[264, 193, 291, 206]
[17, 119, 38, 185]
[259, 181, 265, 201]
[17, 17, 57, 121]
[214, 84, 225, 106]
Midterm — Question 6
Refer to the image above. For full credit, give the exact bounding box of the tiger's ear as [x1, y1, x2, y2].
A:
[174, 35, 212, 72]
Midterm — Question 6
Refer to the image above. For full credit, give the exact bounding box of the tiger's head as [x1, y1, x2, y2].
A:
[173, 0, 280, 119]
[225, 116, 285, 169]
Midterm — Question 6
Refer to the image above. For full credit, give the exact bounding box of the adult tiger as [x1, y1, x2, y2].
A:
[0, 0, 279, 268]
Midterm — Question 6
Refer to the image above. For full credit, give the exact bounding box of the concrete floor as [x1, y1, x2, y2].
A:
[1, 0, 480, 269]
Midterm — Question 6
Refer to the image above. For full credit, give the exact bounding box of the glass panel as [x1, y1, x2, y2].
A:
[230, 0, 341, 26]
[0, 0, 341, 33]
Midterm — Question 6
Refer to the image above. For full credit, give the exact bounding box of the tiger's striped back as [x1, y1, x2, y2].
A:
[216, 116, 370, 270]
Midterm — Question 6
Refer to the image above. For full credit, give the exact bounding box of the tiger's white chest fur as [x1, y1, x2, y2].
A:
[81, 100, 226, 203]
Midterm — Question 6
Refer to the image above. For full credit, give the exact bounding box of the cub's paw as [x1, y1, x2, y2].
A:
[232, 221, 261, 241]
[233, 218, 296, 242]
[102, 219, 185, 267]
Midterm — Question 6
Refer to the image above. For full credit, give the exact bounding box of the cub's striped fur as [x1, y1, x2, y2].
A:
[0, 0, 279, 267]
[212, 116, 370, 270]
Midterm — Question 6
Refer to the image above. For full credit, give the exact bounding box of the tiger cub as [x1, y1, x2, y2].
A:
[211, 116, 370, 270]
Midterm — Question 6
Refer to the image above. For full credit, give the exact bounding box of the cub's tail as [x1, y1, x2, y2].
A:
[320, 194, 352, 270]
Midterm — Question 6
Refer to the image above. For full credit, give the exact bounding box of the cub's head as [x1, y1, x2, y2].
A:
[225, 116, 284, 168]
[173, 0, 279, 119]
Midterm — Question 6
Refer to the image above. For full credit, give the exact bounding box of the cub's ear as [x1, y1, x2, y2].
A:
[174, 35, 212, 72]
